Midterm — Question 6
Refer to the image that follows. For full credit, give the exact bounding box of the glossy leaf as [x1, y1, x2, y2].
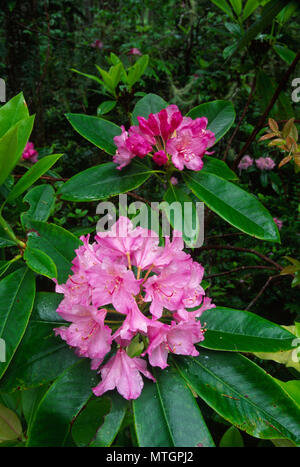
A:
[131, 93, 168, 125]
[26, 221, 81, 283]
[0, 404, 22, 442]
[273, 45, 296, 65]
[90, 393, 128, 447]
[7, 154, 62, 202]
[26, 359, 96, 447]
[133, 366, 214, 447]
[21, 184, 55, 230]
[183, 171, 280, 242]
[65, 113, 121, 155]
[0, 226, 16, 248]
[0, 116, 35, 187]
[201, 156, 238, 180]
[59, 160, 154, 202]
[0, 293, 79, 392]
[127, 55, 149, 88]
[24, 244, 57, 279]
[200, 306, 296, 352]
[163, 185, 200, 247]
[0, 267, 36, 380]
[187, 100, 235, 143]
[72, 398, 111, 447]
[0, 92, 29, 139]
[175, 350, 300, 443]
[219, 426, 244, 447]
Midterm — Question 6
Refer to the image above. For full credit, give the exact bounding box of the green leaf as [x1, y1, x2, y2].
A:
[21, 386, 48, 428]
[127, 55, 149, 88]
[277, 380, 300, 408]
[187, 100, 235, 143]
[210, 0, 234, 19]
[24, 244, 57, 279]
[0, 293, 80, 393]
[273, 44, 296, 65]
[21, 184, 55, 230]
[7, 154, 62, 202]
[26, 359, 96, 447]
[0, 226, 16, 248]
[183, 171, 280, 242]
[241, 0, 260, 22]
[163, 185, 200, 247]
[0, 116, 35, 187]
[90, 393, 128, 447]
[97, 100, 117, 116]
[65, 113, 121, 155]
[175, 350, 300, 444]
[71, 398, 111, 447]
[200, 306, 296, 352]
[133, 366, 214, 447]
[0, 404, 22, 442]
[232, 0, 290, 57]
[132, 93, 168, 125]
[71, 68, 104, 86]
[0, 92, 29, 139]
[201, 156, 238, 180]
[26, 221, 81, 283]
[59, 160, 154, 202]
[229, 0, 242, 16]
[108, 63, 123, 89]
[0, 267, 36, 380]
[219, 426, 244, 447]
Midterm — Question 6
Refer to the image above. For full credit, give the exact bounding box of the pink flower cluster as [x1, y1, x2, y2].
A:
[255, 157, 276, 171]
[22, 142, 38, 163]
[113, 105, 215, 172]
[238, 155, 253, 171]
[128, 47, 142, 56]
[54, 217, 214, 400]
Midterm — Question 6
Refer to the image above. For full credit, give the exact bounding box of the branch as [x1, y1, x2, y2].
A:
[245, 274, 281, 310]
[205, 265, 277, 280]
[223, 77, 256, 162]
[234, 50, 300, 169]
[198, 244, 283, 271]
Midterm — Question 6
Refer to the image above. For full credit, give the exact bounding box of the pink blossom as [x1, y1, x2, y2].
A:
[143, 261, 192, 319]
[22, 142, 38, 163]
[166, 119, 215, 171]
[54, 306, 112, 362]
[256, 157, 276, 171]
[91, 39, 103, 49]
[137, 105, 183, 142]
[54, 217, 215, 400]
[273, 217, 283, 230]
[93, 348, 155, 400]
[238, 155, 253, 170]
[153, 150, 168, 166]
[113, 126, 152, 169]
[96, 216, 143, 257]
[128, 48, 142, 56]
[145, 320, 204, 369]
[87, 258, 141, 314]
[170, 176, 178, 185]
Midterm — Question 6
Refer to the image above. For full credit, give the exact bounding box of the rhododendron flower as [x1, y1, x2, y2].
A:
[113, 105, 215, 172]
[22, 142, 38, 163]
[91, 39, 103, 49]
[93, 348, 155, 400]
[238, 155, 253, 170]
[170, 176, 178, 185]
[273, 217, 283, 230]
[128, 47, 142, 56]
[54, 217, 214, 400]
[256, 157, 276, 171]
